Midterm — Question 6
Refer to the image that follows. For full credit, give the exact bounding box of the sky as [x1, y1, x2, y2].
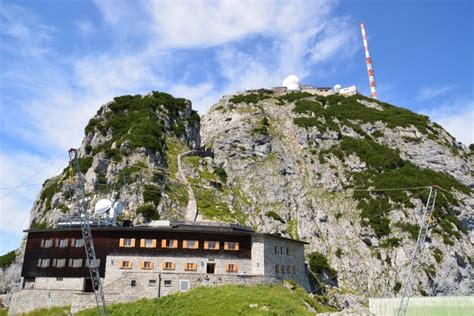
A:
[0, 0, 473, 255]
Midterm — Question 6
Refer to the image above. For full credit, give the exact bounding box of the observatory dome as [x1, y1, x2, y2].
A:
[334, 84, 342, 93]
[282, 75, 300, 91]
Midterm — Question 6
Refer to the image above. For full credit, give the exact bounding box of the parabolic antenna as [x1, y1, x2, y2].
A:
[334, 84, 342, 93]
[95, 199, 112, 214]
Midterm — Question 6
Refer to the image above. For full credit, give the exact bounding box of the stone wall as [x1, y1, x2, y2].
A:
[8, 289, 80, 315]
[261, 236, 310, 290]
[34, 277, 84, 290]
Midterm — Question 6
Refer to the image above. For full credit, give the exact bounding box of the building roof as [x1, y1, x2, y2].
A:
[24, 221, 309, 244]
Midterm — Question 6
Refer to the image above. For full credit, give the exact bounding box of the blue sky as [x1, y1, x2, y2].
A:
[0, 0, 472, 254]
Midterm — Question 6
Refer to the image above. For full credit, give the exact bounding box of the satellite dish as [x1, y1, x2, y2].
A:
[334, 84, 342, 93]
[95, 199, 112, 214]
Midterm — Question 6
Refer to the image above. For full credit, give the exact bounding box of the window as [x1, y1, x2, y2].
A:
[286, 265, 291, 273]
[275, 264, 281, 273]
[56, 277, 63, 281]
[164, 280, 172, 287]
[286, 248, 289, 256]
[52, 258, 66, 268]
[149, 280, 157, 286]
[183, 240, 199, 249]
[274, 246, 278, 254]
[130, 280, 136, 287]
[69, 259, 83, 268]
[140, 239, 157, 248]
[141, 261, 154, 270]
[37, 258, 50, 268]
[280, 247, 284, 254]
[161, 239, 178, 249]
[204, 241, 220, 250]
[184, 262, 197, 271]
[224, 242, 239, 251]
[56, 238, 68, 248]
[72, 239, 84, 247]
[226, 264, 238, 273]
[40, 239, 53, 248]
[119, 260, 132, 269]
[86, 259, 101, 268]
[179, 280, 189, 292]
[162, 261, 175, 270]
[119, 238, 135, 248]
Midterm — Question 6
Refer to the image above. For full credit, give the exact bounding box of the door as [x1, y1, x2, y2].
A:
[206, 263, 215, 274]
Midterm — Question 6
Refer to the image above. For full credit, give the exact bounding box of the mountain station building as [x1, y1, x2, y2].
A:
[9, 221, 310, 314]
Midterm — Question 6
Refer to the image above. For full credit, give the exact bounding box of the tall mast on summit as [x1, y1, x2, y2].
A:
[360, 22, 377, 99]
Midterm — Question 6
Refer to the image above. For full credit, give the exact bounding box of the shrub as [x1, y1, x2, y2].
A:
[393, 281, 402, 294]
[229, 93, 270, 104]
[308, 251, 337, 280]
[136, 203, 159, 221]
[40, 180, 61, 212]
[143, 184, 161, 206]
[213, 167, 228, 183]
[395, 222, 420, 240]
[432, 248, 444, 263]
[335, 248, 343, 258]
[278, 91, 312, 102]
[266, 211, 285, 223]
[0, 251, 16, 268]
[380, 237, 402, 248]
[79, 157, 93, 174]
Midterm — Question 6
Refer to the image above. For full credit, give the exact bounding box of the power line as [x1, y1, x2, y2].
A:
[0, 153, 67, 200]
[352, 186, 429, 192]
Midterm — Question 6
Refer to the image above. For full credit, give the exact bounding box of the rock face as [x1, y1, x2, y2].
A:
[4, 90, 473, 309]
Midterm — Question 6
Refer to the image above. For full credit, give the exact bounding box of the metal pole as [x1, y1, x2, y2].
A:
[69, 149, 108, 316]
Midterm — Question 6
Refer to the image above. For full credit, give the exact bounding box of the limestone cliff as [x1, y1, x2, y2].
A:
[3, 90, 473, 310]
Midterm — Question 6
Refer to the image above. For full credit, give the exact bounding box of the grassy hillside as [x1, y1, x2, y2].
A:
[17, 284, 335, 315]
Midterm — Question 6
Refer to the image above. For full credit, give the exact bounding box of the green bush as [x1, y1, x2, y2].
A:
[395, 222, 420, 240]
[380, 237, 402, 248]
[278, 91, 312, 102]
[79, 157, 93, 174]
[40, 180, 61, 212]
[266, 211, 285, 223]
[143, 184, 161, 206]
[213, 167, 228, 183]
[0, 251, 16, 268]
[229, 93, 270, 104]
[393, 281, 402, 294]
[253, 116, 270, 135]
[432, 248, 444, 263]
[136, 203, 159, 221]
[335, 248, 342, 258]
[308, 251, 337, 280]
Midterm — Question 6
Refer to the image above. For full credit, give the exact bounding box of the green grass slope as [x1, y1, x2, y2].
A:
[17, 284, 334, 316]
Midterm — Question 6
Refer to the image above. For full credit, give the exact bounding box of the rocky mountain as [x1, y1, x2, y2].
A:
[2, 89, 473, 309]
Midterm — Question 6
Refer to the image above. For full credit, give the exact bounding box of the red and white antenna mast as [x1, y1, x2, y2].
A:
[360, 22, 377, 99]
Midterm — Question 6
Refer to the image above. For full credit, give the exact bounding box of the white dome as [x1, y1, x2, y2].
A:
[95, 199, 112, 214]
[282, 75, 300, 91]
[334, 84, 342, 93]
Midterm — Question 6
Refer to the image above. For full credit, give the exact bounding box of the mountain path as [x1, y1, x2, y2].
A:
[177, 150, 201, 221]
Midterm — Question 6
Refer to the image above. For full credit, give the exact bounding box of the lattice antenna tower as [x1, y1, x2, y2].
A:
[68, 149, 108, 315]
[360, 22, 378, 99]
[397, 185, 438, 315]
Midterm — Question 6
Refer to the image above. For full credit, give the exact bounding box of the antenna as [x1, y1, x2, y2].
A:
[360, 22, 377, 99]
[68, 149, 108, 315]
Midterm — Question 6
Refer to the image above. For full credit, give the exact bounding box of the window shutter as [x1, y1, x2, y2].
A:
[140, 239, 145, 248]
[183, 240, 187, 248]
[150, 261, 155, 269]
[235, 243, 240, 251]
[151, 239, 157, 248]
[224, 242, 229, 250]
[173, 240, 178, 249]
[193, 263, 197, 270]
[119, 238, 124, 247]
[216, 241, 220, 250]
[119, 260, 124, 268]
[140, 261, 144, 269]
[194, 241, 199, 249]
[204, 241, 208, 249]
[131, 239, 136, 247]
[234, 264, 238, 272]
[161, 240, 166, 248]
[162, 261, 166, 269]
[171, 262, 175, 270]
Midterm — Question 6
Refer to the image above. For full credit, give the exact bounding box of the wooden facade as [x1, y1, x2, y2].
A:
[22, 225, 253, 279]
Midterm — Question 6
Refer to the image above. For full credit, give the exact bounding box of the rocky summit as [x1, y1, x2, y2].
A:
[2, 89, 473, 310]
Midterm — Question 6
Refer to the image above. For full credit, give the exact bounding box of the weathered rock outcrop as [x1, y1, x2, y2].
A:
[3, 89, 473, 311]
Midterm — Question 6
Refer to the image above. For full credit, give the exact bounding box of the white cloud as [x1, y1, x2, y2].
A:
[76, 20, 94, 34]
[415, 85, 454, 101]
[421, 98, 474, 145]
